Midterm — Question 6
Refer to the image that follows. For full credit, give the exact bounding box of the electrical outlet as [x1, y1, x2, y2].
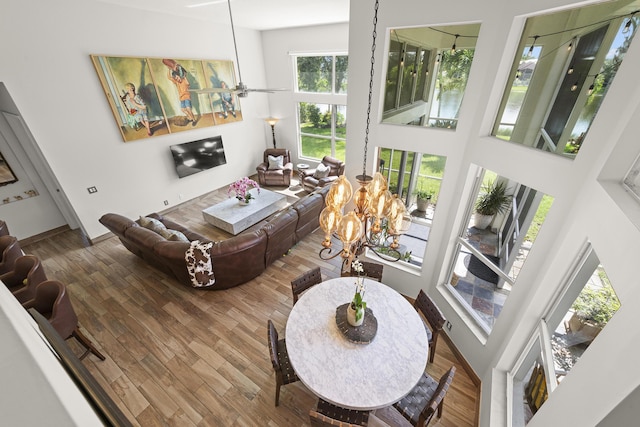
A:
[87, 186, 98, 194]
[446, 321, 452, 331]
[163, 200, 169, 206]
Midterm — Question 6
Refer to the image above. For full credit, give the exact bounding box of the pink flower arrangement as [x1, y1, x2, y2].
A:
[228, 177, 260, 203]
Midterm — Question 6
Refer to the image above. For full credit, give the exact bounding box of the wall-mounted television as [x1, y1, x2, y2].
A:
[170, 136, 227, 178]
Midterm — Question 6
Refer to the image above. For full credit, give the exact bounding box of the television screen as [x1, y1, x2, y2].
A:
[170, 136, 227, 178]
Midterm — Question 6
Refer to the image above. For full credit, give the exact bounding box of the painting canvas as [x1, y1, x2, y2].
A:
[0, 151, 18, 186]
[91, 55, 243, 142]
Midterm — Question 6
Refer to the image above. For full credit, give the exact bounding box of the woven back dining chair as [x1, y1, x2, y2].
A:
[341, 260, 384, 282]
[393, 366, 456, 426]
[414, 289, 446, 363]
[267, 319, 299, 406]
[309, 398, 370, 426]
[290, 266, 322, 305]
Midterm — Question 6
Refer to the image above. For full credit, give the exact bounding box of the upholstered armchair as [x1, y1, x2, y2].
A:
[256, 148, 293, 187]
[301, 156, 345, 192]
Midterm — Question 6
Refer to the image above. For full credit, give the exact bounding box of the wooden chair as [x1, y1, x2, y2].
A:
[0, 235, 23, 275]
[309, 398, 369, 426]
[414, 289, 446, 363]
[393, 366, 456, 426]
[267, 319, 299, 406]
[22, 280, 105, 361]
[291, 266, 322, 304]
[342, 261, 384, 282]
[0, 255, 48, 304]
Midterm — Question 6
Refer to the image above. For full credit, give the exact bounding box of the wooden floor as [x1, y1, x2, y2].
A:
[21, 186, 479, 427]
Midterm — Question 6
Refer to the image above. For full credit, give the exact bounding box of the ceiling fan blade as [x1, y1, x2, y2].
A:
[189, 87, 235, 94]
[245, 88, 288, 93]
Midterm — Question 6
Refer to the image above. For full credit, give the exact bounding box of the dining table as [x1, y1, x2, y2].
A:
[285, 276, 429, 410]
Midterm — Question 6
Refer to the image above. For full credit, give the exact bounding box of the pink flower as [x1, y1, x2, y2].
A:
[228, 177, 260, 202]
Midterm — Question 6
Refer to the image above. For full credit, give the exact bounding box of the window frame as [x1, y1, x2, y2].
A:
[292, 52, 348, 162]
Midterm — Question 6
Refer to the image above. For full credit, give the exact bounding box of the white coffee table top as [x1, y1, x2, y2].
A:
[285, 277, 429, 410]
[202, 188, 286, 235]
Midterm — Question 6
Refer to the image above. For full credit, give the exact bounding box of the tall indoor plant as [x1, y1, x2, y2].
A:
[474, 180, 511, 229]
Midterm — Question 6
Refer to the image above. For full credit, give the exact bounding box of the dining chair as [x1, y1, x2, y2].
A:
[414, 289, 446, 363]
[0, 255, 48, 304]
[267, 319, 299, 406]
[342, 260, 384, 282]
[0, 235, 23, 275]
[393, 366, 456, 427]
[22, 280, 106, 361]
[309, 398, 370, 426]
[291, 266, 322, 304]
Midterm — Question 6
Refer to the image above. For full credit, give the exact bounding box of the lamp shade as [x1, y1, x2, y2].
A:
[265, 117, 279, 126]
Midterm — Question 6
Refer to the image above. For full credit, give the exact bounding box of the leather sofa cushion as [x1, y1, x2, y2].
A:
[292, 192, 324, 240]
[208, 230, 268, 289]
[263, 208, 299, 265]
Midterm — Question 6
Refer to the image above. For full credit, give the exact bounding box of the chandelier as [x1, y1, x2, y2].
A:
[318, 0, 411, 272]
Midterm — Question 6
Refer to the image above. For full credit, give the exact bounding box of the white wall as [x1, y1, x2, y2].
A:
[0, 0, 272, 240]
[264, 0, 640, 426]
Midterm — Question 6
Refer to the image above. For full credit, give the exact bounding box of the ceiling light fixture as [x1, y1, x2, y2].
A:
[451, 34, 459, 53]
[318, 0, 411, 273]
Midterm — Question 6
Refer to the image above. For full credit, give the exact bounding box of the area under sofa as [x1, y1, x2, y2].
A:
[99, 186, 329, 290]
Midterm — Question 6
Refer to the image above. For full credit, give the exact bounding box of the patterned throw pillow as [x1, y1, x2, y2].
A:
[139, 216, 166, 234]
[313, 163, 330, 179]
[160, 228, 190, 242]
[268, 155, 284, 170]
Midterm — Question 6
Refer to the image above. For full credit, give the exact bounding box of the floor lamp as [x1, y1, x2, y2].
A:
[265, 117, 279, 148]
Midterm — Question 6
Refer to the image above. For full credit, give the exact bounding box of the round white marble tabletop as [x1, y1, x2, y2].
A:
[285, 277, 429, 410]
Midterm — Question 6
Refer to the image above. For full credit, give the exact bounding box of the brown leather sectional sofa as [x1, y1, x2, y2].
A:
[99, 186, 329, 290]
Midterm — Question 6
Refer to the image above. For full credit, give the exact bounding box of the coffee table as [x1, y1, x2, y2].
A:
[202, 188, 287, 235]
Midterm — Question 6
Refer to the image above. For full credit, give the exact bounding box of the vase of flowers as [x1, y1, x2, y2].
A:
[228, 177, 260, 204]
[347, 260, 366, 327]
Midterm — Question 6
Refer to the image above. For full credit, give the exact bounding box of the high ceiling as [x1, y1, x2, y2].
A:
[95, 0, 350, 31]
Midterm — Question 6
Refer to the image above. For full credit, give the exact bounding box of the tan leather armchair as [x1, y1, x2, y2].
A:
[256, 148, 293, 186]
[301, 156, 345, 192]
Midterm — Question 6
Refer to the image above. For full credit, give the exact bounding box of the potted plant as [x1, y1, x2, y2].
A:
[473, 180, 511, 229]
[413, 189, 432, 212]
[568, 283, 620, 343]
[228, 177, 260, 204]
[347, 260, 367, 326]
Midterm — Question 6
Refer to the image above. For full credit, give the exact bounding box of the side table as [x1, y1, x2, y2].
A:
[295, 163, 309, 190]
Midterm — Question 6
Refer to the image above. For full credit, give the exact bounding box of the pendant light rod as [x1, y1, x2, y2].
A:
[358, 0, 379, 183]
[227, 0, 243, 84]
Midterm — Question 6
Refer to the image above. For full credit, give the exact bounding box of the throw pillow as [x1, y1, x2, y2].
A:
[268, 155, 284, 170]
[313, 163, 330, 179]
[139, 216, 166, 234]
[160, 228, 190, 243]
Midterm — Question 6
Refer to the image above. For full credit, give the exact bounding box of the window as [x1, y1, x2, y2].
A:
[294, 54, 348, 161]
[494, 46, 542, 141]
[428, 48, 475, 129]
[295, 55, 348, 94]
[377, 148, 446, 267]
[510, 247, 620, 425]
[447, 167, 553, 331]
[298, 103, 346, 161]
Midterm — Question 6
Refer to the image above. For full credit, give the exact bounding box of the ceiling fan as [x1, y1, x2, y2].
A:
[191, 0, 285, 98]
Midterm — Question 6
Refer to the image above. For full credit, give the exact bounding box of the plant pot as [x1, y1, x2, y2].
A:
[568, 312, 602, 343]
[416, 197, 430, 212]
[238, 198, 251, 205]
[347, 304, 364, 327]
[473, 213, 493, 229]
